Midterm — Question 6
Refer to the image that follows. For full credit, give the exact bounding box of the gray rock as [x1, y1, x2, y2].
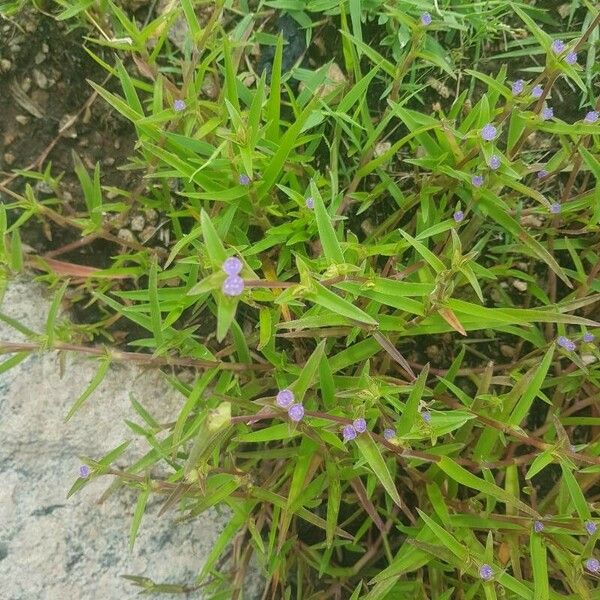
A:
[0, 278, 263, 599]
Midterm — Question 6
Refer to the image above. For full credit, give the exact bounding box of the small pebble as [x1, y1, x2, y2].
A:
[117, 228, 137, 243]
[130, 214, 145, 232]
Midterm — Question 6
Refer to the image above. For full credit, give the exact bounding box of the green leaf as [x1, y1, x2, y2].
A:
[130, 486, 150, 549]
[180, 0, 201, 41]
[65, 358, 111, 421]
[309, 282, 378, 326]
[200, 210, 227, 265]
[0, 352, 29, 375]
[508, 346, 553, 426]
[325, 460, 341, 548]
[46, 281, 68, 347]
[417, 509, 469, 562]
[148, 259, 163, 348]
[356, 434, 402, 508]
[399, 229, 445, 274]
[266, 35, 283, 142]
[235, 423, 301, 443]
[311, 182, 344, 264]
[291, 339, 326, 402]
[397, 365, 429, 436]
[437, 456, 538, 517]
[560, 462, 591, 521]
[530, 532, 549, 600]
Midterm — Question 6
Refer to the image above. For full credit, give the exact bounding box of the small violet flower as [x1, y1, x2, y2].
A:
[305, 196, 314, 209]
[421, 410, 432, 423]
[489, 155, 501, 170]
[541, 106, 554, 121]
[239, 174, 251, 186]
[472, 174, 484, 188]
[557, 336, 576, 352]
[173, 99, 186, 112]
[276, 389, 295, 408]
[585, 521, 597, 535]
[537, 169, 548, 179]
[79, 465, 90, 478]
[342, 424, 357, 442]
[481, 123, 497, 141]
[583, 333, 595, 343]
[222, 275, 245, 297]
[585, 558, 600, 574]
[534, 520, 544, 533]
[353, 418, 367, 433]
[551, 39, 565, 54]
[222, 256, 243, 276]
[531, 85, 543, 99]
[383, 428, 396, 440]
[453, 210, 464, 223]
[565, 51, 577, 65]
[288, 403, 305, 422]
[550, 202, 561, 214]
[479, 564, 494, 581]
[584, 111, 599, 124]
[512, 79, 525, 95]
[421, 12, 432, 26]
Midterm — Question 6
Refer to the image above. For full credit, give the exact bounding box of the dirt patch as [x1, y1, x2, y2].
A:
[0, 11, 136, 258]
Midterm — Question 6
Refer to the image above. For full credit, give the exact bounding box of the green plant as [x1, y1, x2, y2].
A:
[2, 1, 600, 598]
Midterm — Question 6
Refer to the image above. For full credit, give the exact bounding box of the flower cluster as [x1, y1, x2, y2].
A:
[557, 336, 576, 351]
[585, 558, 600, 574]
[173, 99, 186, 112]
[276, 389, 305, 422]
[222, 257, 245, 297]
[342, 418, 367, 441]
[585, 521, 597, 535]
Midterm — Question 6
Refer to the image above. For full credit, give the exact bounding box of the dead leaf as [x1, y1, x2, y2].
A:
[438, 307, 467, 336]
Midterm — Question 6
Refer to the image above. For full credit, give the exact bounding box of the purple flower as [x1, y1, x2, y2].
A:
[383, 428, 396, 440]
[453, 210, 464, 223]
[421, 12, 432, 26]
[534, 520, 544, 533]
[550, 202, 561, 214]
[342, 424, 357, 442]
[584, 111, 599, 124]
[583, 333, 595, 343]
[421, 410, 432, 423]
[479, 564, 493, 581]
[481, 123, 497, 141]
[489, 155, 501, 170]
[512, 79, 525, 95]
[537, 169, 548, 179]
[551, 39, 565, 55]
[305, 196, 314, 209]
[353, 418, 367, 433]
[565, 51, 577, 65]
[173, 99, 186, 112]
[585, 558, 600, 573]
[472, 174, 484, 187]
[557, 336, 575, 352]
[222, 275, 245, 297]
[288, 403, 305, 422]
[276, 389, 295, 408]
[239, 174, 251, 186]
[585, 521, 597, 535]
[79, 465, 90, 478]
[541, 106, 554, 121]
[531, 85, 543, 99]
[222, 256, 243, 276]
